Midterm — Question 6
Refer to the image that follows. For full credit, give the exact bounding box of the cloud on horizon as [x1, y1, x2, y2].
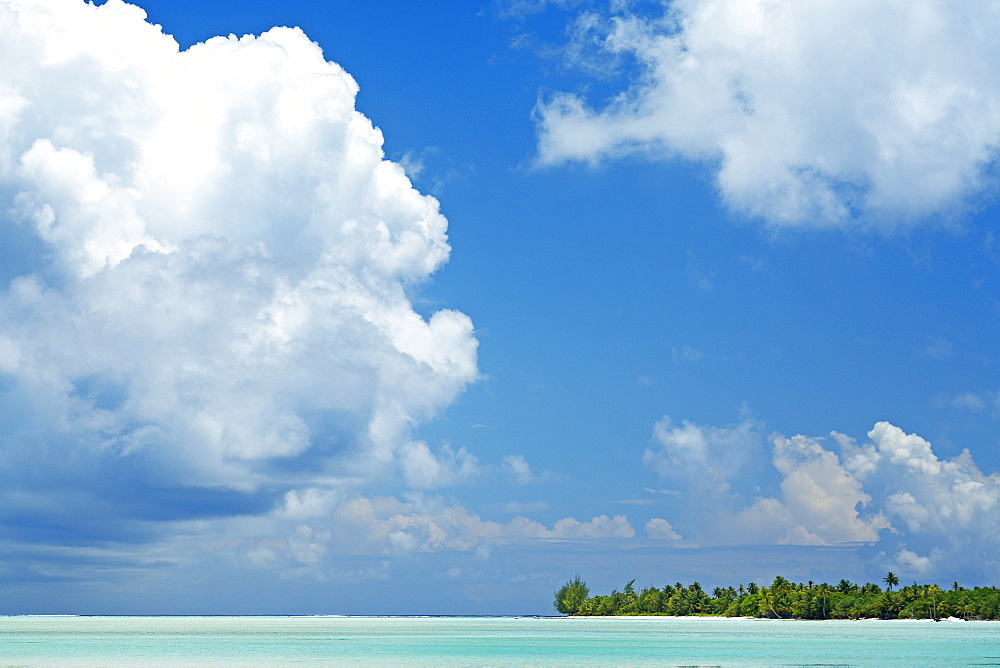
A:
[645, 415, 1000, 582]
[534, 0, 1000, 228]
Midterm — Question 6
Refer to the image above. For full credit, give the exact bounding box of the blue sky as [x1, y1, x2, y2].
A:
[0, 0, 997, 614]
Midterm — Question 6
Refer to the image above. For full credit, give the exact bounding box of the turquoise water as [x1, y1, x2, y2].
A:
[1, 615, 998, 666]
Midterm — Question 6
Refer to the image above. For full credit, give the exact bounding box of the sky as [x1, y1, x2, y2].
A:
[0, 0, 997, 615]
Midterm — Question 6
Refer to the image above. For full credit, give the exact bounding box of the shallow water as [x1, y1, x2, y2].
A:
[1, 615, 998, 666]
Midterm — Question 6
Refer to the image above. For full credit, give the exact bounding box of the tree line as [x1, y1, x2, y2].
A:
[554, 573, 1000, 620]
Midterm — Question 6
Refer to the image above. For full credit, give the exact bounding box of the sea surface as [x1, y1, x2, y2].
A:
[1, 615, 998, 666]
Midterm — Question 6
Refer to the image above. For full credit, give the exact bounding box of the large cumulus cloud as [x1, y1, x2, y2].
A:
[842, 422, 1000, 577]
[0, 0, 478, 543]
[645, 415, 1000, 581]
[534, 0, 1000, 227]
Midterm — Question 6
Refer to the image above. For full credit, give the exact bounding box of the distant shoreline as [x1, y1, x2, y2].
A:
[4, 614, 996, 622]
[556, 576, 1000, 620]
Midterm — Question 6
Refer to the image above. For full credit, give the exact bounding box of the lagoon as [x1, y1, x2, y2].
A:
[2, 615, 998, 666]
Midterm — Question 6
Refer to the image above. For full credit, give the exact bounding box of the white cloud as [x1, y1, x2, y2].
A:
[946, 392, 988, 411]
[865, 422, 1000, 538]
[645, 517, 681, 540]
[709, 432, 889, 547]
[398, 150, 426, 179]
[644, 415, 1000, 580]
[919, 336, 955, 360]
[645, 415, 765, 495]
[670, 345, 704, 364]
[549, 514, 635, 539]
[0, 0, 477, 516]
[535, 0, 1000, 227]
[863, 434, 1000, 578]
[399, 442, 479, 489]
[502, 453, 544, 484]
[769, 434, 889, 544]
[940, 390, 1000, 414]
[206, 489, 637, 575]
[893, 548, 933, 575]
[868, 421, 942, 477]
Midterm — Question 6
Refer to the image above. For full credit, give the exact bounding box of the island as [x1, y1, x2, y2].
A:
[555, 574, 1000, 619]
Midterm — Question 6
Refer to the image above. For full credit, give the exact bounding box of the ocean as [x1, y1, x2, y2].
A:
[1, 615, 997, 666]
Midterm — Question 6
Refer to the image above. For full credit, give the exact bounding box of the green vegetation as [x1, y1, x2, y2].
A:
[553, 574, 590, 614]
[557, 574, 1000, 619]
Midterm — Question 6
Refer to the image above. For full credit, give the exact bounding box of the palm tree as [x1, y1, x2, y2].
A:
[760, 587, 784, 619]
[883, 572, 899, 592]
[816, 584, 831, 619]
[877, 590, 899, 620]
[836, 579, 856, 594]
